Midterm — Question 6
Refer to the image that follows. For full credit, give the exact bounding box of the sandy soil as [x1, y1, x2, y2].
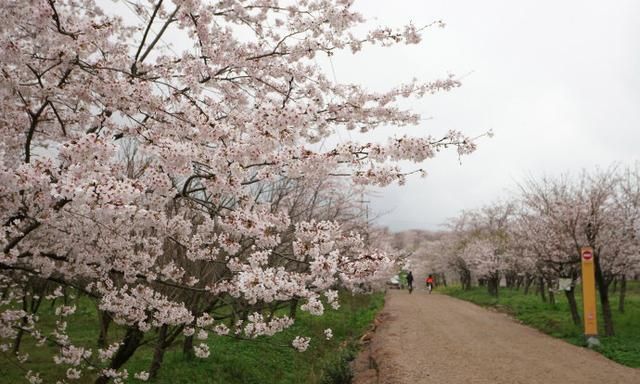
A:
[352, 289, 640, 384]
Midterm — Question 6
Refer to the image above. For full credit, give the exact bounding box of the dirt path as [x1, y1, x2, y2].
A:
[352, 289, 640, 384]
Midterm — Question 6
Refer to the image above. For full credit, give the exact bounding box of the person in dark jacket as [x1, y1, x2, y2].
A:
[406, 271, 414, 293]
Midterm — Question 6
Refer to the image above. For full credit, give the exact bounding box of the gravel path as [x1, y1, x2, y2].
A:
[352, 289, 640, 384]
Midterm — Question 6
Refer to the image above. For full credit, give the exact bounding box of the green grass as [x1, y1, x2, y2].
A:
[2, 292, 384, 383]
[441, 281, 640, 367]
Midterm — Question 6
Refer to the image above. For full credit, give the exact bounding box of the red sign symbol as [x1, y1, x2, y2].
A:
[582, 251, 593, 260]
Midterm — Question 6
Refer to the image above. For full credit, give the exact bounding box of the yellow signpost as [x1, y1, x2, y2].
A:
[580, 247, 598, 337]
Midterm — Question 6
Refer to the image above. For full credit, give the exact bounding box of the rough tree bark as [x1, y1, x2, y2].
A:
[289, 298, 299, 319]
[183, 334, 194, 360]
[487, 274, 499, 297]
[538, 277, 547, 303]
[594, 255, 615, 336]
[13, 291, 42, 354]
[545, 276, 556, 306]
[149, 325, 168, 380]
[12, 296, 29, 355]
[95, 327, 144, 384]
[523, 275, 533, 295]
[619, 275, 627, 314]
[564, 287, 581, 326]
[439, 273, 448, 287]
[149, 324, 184, 378]
[460, 269, 471, 290]
[97, 310, 111, 348]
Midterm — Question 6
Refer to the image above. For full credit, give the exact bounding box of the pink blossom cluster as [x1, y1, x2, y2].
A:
[291, 336, 311, 352]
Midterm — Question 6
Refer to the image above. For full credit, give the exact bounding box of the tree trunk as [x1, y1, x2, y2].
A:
[460, 269, 471, 290]
[538, 277, 547, 303]
[466, 269, 471, 290]
[564, 288, 581, 326]
[97, 310, 111, 348]
[545, 278, 556, 306]
[524, 275, 533, 295]
[183, 334, 194, 360]
[95, 327, 144, 384]
[149, 325, 168, 380]
[611, 277, 618, 294]
[505, 273, 516, 289]
[12, 296, 29, 354]
[618, 275, 627, 314]
[289, 299, 299, 319]
[548, 289, 556, 306]
[594, 255, 615, 336]
[240, 308, 249, 322]
[12, 328, 24, 355]
[439, 273, 448, 287]
[487, 274, 499, 297]
[599, 291, 614, 336]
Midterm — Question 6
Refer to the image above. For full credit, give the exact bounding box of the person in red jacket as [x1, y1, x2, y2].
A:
[426, 275, 434, 293]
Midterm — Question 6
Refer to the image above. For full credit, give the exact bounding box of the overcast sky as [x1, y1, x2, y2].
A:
[320, 0, 640, 231]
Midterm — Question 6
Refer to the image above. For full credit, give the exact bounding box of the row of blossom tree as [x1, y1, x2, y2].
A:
[0, 0, 479, 382]
[403, 166, 640, 338]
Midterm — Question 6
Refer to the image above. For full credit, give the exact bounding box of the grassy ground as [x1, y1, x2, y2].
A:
[2, 292, 384, 383]
[440, 281, 640, 368]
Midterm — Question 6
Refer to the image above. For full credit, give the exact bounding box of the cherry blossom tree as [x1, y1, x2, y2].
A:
[437, 214, 475, 290]
[0, 0, 479, 382]
[577, 170, 639, 336]
[443, 203, 515, 296]
[517, 169, 640, 334]
[515, 177, 585, 323]
[612, 163, 640, 313]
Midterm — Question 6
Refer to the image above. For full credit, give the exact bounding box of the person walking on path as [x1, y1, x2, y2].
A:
[406, 271, 414, 294]
[426, 274, 434, 294]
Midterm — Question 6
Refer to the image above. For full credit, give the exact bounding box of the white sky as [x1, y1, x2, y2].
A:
[320, 0, 640, 231]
